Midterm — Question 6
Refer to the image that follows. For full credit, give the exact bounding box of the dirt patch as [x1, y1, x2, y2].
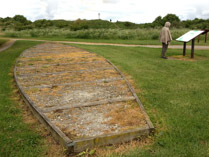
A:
[168, 55, 209, 61]
[104, 101, 146, 130]
[0, 39, 16, 52]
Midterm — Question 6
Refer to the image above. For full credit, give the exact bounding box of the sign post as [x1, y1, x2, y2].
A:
[198, 29, 209, 43]
[176, 30, 205, 58]
[191, 39, 195, 58]
[183, 42, 186, 56]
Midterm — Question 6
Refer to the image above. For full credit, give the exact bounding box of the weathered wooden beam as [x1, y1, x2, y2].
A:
[17, 61, 107, 69]
[23, 77, 123, 89]
[21, 52, 90, 58]
[43, 96, 136, 113]
[73, 126, 150, 152]
[18, 67, 114, 77]
[18, 55, 100, 63]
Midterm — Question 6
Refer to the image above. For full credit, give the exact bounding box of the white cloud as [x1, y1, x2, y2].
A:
[0, 0, 209, 23]
[102, 0, 119, 4]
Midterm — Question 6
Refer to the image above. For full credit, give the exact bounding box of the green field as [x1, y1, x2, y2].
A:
[71, 44, 209, 157]
[0, 40, 208, 156]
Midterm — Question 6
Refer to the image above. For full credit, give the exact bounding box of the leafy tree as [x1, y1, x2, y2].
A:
[160, 14, 180, 28]
[182, 20, 192, 28]
[162, 14, 180, 23]
[53, 20, 70, 28]
[152, 16, 163, 27]
[70, 19, 89, 31]
[2, 17, 13, 22]
[34, 19, 53, 28]
[13, 15, 27, 24]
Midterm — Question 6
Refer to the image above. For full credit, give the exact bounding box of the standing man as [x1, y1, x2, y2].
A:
[159, 22, 172, 59]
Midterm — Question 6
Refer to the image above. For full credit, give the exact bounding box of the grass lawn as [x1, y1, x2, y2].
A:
[70, 44, 209, 156]
[0, 41, 48, 156]
[0, 39, 208, 156]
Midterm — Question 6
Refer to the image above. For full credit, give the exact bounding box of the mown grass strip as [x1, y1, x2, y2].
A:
[0, 41, 47, 157]
[71, 44, 209, 157]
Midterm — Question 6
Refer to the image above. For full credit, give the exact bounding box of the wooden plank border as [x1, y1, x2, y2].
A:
[14, 44, 154, 153]
[73, 126, 150, 152]
[42, 96, 136, 113]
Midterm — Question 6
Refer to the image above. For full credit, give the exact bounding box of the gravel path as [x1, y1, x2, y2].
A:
[0, 39, 16, 52]
[2, 37, 209, 50]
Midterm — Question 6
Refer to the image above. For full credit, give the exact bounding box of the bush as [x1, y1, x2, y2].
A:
[5, 32, 19, 37]
[30, 31, 38, 37]
[70, 19, 89, 31]
[152, 34, 159, 40]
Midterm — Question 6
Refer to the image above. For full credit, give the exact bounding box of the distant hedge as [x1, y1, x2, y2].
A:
[0, 14, 209, 32]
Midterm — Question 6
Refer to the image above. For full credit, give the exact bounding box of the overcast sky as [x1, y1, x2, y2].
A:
[1, 0, 209, 23]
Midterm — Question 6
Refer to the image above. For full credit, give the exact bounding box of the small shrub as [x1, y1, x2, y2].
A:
[5, 32, 18, 37]
[152, 34, 159, 40]
[30, 32, 38, 37]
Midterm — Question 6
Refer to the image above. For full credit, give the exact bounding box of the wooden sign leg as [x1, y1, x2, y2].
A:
[191, 39, 195, 58]
[183, 42, 186, 56]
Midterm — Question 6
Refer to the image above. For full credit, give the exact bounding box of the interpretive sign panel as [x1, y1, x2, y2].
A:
[176, 30, 204, 42]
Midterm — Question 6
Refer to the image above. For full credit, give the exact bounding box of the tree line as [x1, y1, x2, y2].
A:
[0, 14, 208, 31]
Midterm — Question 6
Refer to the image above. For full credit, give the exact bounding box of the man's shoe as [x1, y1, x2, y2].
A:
[162, 56, 168, 59]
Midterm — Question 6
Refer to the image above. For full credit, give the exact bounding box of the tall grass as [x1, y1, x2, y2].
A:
[3, 28, 189, 40]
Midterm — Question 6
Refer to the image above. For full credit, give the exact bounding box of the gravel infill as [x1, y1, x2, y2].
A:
[16, 43, 147, 140]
